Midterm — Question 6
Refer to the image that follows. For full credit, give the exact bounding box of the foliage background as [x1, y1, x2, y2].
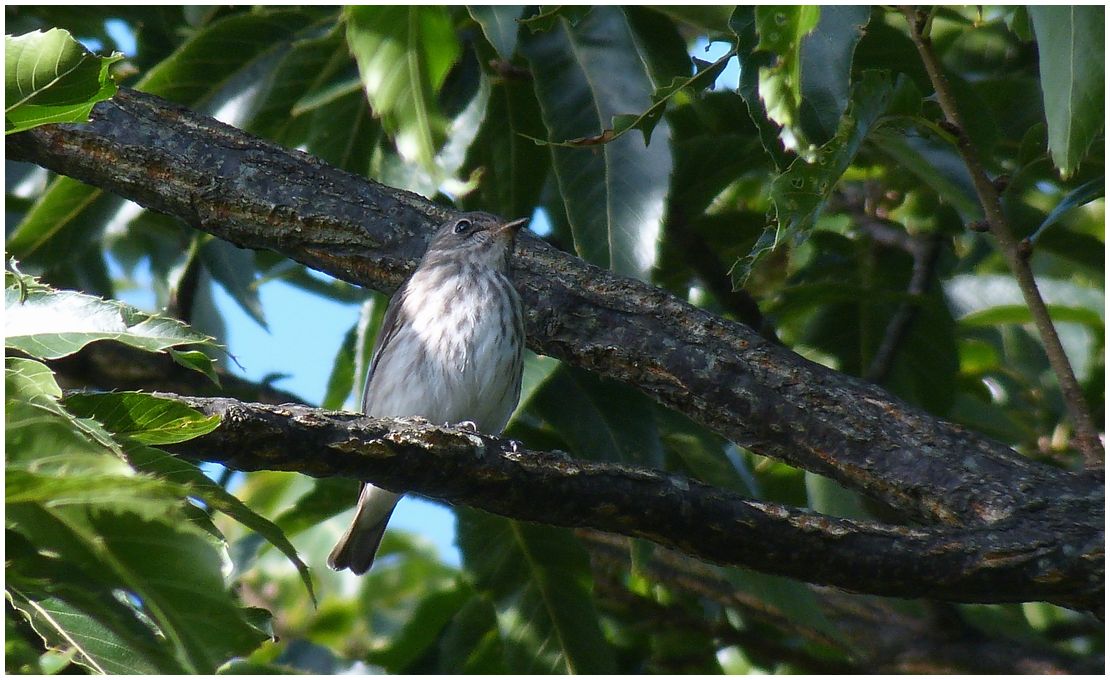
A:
[5, 4, 1104, 674]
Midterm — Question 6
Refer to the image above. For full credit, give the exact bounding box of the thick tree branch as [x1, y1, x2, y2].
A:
[6, 88, 1102, 536]
[157, 394, 1102, 611]
[901, 5, 1104, 469]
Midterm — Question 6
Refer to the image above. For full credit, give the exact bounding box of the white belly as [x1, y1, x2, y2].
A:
[362, 268, 522, 434]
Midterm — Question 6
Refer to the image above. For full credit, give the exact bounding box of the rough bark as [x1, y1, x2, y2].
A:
[159, 394, 1101, 611]
[7, 88, 1103, 612]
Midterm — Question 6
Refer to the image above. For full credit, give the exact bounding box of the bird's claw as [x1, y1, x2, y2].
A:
[455, 420, 480, 433]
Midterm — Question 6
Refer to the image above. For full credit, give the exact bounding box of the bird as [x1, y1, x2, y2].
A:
[327, 211, 528, 574]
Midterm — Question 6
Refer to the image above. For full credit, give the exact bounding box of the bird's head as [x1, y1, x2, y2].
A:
[422, 212, 529, 272]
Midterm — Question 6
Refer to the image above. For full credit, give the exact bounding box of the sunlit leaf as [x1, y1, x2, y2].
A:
[5, 28, 122, 134]
[519, 5, 673, 279]
[4, 270, 216, 360]
[345, 5, 460, 170]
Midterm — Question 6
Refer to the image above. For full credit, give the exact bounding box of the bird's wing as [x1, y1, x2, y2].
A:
[360, 280, 409, 412]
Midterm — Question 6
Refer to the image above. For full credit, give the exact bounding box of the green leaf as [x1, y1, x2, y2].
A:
[645, 6, 737, 35]
[753, 6, 821, 133]
[5, 177, 112, 264]
[246, 24, 348, 140]
[468, 5, 526, 60]
[525, 50, 733, 148]
[734, 70, 894, 285]
[93, 509, 270, 670]
[1028, 176, 1105, 244]
[519, 5, 673, 279]
[366, 582, 472, 671]
[169, 348, 222, 384]
[457, 509, 616, 673]
[345, 5, 460, 170]
[6, 356, 124, 460]
[461, 67, 549, 220]
[869, 119, 982, 220]
[5, 270, 216, 360]
[530, 367, 663, 466]
[730, 6, 791, 171]
[519, 6, 593, 33]
[437, 594, 508, 673]
[136, 8, 324, 105]
[797, 6, 871, 145]
[322, 323, 358, 410]
[5, 28, 122, 134]
[6, 587, 177, 674]
[1028, 6, 1105, 178]
[507, 351, 560, 425]
[656, 407, 757, 496]
[62, 392, 220, 445]
[120, 443, 317, 606]
[804, 471, 869, 520]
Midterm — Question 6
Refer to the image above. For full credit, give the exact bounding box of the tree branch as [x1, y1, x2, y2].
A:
[6, 88, 1102, 534]
[900, 5, 1105, 469]
[155, 393, 1102, 611]
[582, 531, 1100, 674]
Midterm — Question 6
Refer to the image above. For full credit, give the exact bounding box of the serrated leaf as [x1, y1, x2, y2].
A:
[730, 6, 791, 171]
[62, 391, 220, 446]
[753, 6, 821, 134]
[121, 443, 317, 605]
[457, 509, 616, 673]
[6, 356, 124, 460]
[5, 28, 122, 134]
[520, 5, 673, 279]
[468, 5, 526, 60]
[5, 270, 216, 360]
[6, 588, 177, 674]
[169, 348, 221, 385]
[1028, 6, 1105, 178]
[646, 6, 737, 35]
[734, 70, 894, 286]
[345, 5, 460, 170]
[797, 6, 871, 145]
[519, 6, 593, 33]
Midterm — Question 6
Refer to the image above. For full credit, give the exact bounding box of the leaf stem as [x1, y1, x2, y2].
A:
[901, 5, 1104, 469]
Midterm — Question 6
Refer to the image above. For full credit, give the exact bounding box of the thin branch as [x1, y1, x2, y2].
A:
[900, 5, 1104, 469]
[154, 393, 1102, 611]
[6, 88, 1101, 529]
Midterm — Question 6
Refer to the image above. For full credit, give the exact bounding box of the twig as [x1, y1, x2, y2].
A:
[900, 5, 1104, 469]
[863, 225, 944, 384]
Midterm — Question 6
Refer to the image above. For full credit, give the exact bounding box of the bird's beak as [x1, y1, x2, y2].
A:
[496, 217, 529, 236]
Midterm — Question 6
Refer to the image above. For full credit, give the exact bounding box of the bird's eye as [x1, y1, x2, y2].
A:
[453, 218, 472, 235]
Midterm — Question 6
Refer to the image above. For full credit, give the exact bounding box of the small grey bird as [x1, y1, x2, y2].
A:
[328, 212, 528, 574]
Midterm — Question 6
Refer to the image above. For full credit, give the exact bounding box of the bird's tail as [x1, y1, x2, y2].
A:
[327, 484, 400, 575]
